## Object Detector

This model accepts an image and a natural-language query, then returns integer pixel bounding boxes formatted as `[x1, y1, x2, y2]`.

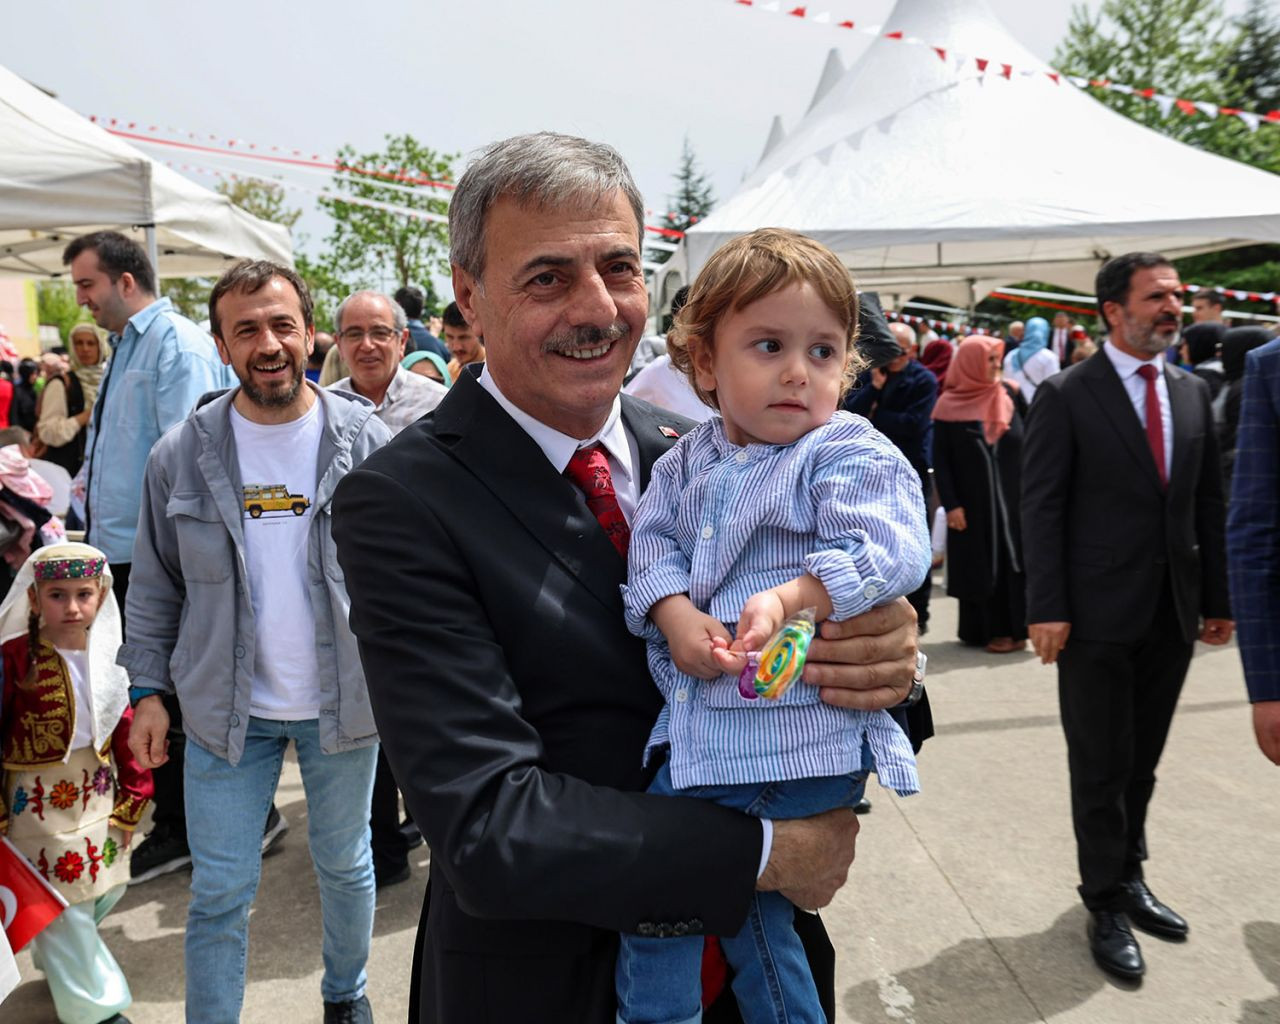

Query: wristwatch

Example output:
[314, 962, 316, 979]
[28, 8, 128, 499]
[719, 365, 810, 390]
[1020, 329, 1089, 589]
[895, 651, 927, 708]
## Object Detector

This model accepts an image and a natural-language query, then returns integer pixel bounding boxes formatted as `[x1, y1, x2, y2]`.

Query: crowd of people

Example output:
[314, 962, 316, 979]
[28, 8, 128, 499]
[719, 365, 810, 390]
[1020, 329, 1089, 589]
[0, 131, 1277, 1024]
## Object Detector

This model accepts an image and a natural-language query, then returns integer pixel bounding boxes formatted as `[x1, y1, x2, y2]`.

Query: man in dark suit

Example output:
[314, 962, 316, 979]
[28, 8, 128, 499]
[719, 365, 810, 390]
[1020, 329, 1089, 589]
[332, 133, 923, 1023]
[1022, 252, 1233, 982]
[1227, 335, 1280, 765]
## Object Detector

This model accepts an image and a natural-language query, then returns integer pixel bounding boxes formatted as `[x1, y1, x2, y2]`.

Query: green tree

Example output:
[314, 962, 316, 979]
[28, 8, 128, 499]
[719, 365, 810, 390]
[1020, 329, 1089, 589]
[1040, 0, 1280, 316]
[1054, 0, 1280, 173]
[315, 134, 455, 308]
[1229, 0, 1280, 112]
[36, 282, 91, 346]
[650, 138, 715, 266]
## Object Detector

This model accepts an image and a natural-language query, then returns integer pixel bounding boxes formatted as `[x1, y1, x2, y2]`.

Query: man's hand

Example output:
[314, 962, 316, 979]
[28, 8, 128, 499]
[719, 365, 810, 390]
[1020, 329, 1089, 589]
[651, 595, 732, 680]
[1199, 618, 1234, 645]
[946, 507, 967, 531]
[757, 808, 859, 910]
[805, 598, 917, 710]
[870, 368, 887, 391]
[1029, 621, 1071, 664]
[129, 695, 171, 769]
[1253, 701, 1280, 765]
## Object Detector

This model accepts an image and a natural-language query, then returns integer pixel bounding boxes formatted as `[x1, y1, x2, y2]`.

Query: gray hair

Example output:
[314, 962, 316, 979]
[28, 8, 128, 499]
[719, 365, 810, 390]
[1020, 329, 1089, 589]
[449, 132, 646, 280]
[334, 291, 407, 334]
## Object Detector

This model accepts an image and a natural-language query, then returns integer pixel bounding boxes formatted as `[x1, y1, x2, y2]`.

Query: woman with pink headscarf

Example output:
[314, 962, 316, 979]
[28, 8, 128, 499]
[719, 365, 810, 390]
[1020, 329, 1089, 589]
[931, 336, 1029, 652]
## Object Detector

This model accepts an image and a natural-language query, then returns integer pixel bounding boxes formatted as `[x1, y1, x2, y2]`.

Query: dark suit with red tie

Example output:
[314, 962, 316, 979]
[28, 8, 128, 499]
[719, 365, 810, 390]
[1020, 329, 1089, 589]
[332, 368, 834, 1023]
[1021, 348, 1229, 910]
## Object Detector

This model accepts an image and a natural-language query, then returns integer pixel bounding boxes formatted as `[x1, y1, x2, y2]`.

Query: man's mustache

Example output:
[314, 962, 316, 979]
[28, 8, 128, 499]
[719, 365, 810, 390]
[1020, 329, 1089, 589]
[542, 321, 631, 354]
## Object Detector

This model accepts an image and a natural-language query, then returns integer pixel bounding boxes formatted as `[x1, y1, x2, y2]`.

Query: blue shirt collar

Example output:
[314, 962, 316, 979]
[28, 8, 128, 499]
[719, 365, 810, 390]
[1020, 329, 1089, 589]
[117, 296, 173, 341]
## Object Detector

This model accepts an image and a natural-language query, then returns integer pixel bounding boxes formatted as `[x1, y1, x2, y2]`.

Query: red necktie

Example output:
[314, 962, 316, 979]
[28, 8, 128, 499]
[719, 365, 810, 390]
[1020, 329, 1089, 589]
[564, 444, 630, 558]
[1137, 364, 1167, 488]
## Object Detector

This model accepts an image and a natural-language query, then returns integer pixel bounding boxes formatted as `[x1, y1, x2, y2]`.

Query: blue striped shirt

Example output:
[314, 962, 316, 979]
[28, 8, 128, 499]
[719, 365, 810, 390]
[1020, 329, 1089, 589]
[623, 411, 931, 791]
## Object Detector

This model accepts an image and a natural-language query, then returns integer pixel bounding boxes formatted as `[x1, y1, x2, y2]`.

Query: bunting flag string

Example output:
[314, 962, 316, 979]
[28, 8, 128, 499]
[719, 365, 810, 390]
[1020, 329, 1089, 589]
[1183, 282, 1280, 305]
[726, 0, 1280, 132]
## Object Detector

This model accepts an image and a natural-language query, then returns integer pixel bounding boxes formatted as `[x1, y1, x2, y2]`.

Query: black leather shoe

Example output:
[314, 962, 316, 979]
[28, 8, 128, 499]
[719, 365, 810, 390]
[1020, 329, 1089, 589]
[1088, 911, 1145, 980]
[1120, 879, 1189, 940]
[853, 797, 872, 815]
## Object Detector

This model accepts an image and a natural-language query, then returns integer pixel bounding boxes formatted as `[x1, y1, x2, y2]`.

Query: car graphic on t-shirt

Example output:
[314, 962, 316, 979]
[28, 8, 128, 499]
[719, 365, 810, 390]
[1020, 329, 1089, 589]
[242, 483, 311, 519]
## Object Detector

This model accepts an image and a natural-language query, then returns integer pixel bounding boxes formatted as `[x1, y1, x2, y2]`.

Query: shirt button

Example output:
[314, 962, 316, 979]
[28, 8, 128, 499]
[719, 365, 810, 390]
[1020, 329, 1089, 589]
[229, 713, 240, 727]
[735, 451, 748, 464]
[701, 525, 714, 539]
[863, 584, 880, 601]
[234, 645, 246, 659]
[675, 689, 688, 703]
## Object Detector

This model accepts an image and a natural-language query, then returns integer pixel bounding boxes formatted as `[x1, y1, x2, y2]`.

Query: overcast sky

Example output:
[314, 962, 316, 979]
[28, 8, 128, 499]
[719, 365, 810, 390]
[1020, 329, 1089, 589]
[2, 0, 1257, 285]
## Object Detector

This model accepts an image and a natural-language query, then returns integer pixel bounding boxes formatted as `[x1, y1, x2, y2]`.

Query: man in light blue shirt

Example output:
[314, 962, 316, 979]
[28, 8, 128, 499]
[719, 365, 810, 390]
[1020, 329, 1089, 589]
[64, 230, 242, 887]
[64, 232, 235, 583]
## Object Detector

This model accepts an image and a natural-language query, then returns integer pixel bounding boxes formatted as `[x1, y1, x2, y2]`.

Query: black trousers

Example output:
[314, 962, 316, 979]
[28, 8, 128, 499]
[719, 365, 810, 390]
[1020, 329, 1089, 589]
[1057, 582, 1193, 911]
[114, 561, 187, 835]
[370, 748, 409, 874]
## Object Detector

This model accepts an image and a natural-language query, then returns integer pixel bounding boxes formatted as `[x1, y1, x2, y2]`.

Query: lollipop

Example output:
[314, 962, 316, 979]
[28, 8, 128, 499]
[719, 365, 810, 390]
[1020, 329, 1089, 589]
[736, 607, 818, 701]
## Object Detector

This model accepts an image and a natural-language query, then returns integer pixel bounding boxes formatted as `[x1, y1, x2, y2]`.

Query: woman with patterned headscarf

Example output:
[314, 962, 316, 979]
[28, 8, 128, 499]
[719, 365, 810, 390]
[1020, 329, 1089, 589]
[933, 336, 1029, 652]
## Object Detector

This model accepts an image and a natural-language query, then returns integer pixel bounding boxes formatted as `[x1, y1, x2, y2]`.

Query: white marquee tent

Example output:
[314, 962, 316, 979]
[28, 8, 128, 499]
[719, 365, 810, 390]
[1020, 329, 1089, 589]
[657, 0, 1280, 310]
[0, 63, 292, 279]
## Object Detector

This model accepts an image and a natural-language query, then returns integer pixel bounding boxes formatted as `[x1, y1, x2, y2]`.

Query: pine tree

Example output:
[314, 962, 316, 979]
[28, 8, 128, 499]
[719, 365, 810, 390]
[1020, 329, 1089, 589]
[650, 138, 715, 265]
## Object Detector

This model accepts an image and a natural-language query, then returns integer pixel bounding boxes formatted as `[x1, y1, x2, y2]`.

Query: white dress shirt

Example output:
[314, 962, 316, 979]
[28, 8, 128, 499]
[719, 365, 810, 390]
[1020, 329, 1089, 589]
[1103, 341, 1173, 478]
[476, 366, 773, 874]
[1052, 327, 1070, 363]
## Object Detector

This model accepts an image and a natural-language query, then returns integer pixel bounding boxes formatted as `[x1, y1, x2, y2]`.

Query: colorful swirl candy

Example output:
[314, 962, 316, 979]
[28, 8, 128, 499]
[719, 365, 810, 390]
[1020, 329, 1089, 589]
[736, 608, 818, 701]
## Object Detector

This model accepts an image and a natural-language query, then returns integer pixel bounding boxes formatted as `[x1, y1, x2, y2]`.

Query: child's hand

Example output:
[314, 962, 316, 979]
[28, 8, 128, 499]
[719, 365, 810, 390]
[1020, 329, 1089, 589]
[668, 610, 733, 680]
[651, 595, 733, 680]
[714, 590, 787, 675]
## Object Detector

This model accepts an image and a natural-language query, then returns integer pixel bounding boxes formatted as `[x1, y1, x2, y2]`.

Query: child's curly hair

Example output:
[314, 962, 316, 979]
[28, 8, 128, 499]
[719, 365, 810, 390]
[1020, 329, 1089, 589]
[667, 228, 865, 410]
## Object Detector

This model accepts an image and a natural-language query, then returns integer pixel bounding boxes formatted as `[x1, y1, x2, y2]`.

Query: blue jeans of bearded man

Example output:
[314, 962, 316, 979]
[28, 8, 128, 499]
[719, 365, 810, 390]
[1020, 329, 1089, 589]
[615, 745, 871, 1024]
[182, 717, 377, 1023]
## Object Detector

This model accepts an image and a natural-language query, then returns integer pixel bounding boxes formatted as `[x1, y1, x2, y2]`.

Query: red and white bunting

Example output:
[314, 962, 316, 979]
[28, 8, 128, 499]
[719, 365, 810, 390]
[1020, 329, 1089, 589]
[726, 0, 1280, 131]
[1184, 283, 1280, 305]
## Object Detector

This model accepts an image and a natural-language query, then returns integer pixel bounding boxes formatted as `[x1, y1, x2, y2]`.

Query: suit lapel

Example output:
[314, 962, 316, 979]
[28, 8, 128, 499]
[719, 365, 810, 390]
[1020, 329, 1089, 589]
[620, 395, 688, 493]
[433, 372, 623, 612]
[1079, 350, 1164, 493]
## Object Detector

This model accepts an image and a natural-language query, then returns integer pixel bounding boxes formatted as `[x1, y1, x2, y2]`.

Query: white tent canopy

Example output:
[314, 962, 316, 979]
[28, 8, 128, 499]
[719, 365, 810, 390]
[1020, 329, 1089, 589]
[659, 0, 1280, 309]
[0, 63, 292, 279]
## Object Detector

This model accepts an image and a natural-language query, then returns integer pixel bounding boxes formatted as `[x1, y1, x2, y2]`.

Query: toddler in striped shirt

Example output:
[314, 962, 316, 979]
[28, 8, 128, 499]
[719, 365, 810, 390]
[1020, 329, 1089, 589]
[617, 228, 932, 1024]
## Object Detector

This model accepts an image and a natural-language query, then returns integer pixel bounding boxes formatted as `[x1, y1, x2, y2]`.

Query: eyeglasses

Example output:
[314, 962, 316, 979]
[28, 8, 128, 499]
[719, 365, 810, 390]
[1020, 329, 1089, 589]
[338, 326, 399, 345]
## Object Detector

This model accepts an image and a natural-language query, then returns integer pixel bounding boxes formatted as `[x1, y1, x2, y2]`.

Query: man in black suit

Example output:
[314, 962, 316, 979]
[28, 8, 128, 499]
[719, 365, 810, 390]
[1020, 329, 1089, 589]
[1022, 252, 1233, 982]
[332, 133, 923, 1023]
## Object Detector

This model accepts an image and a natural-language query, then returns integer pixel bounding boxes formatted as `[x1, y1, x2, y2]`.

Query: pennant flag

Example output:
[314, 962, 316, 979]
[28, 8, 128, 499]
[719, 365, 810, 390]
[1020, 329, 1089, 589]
[884, 30, 903, 39]
[933, 46, 947, 61]
[1175, 99, 1197, 116]
[1000, 64, 1012, 79]
[1267, 111, 1280, 123]
[1239, 111, 1260, 131]
[1195, 101, 1220, 118]
[788, 6, 806, 17]
[976, 58, 989, 72]
[1047, 72, 1061, 85]
[1154, 94, 1176, 117]
[0, 837, 68, 951]
[1138, 88, 1156, 99]
[837, 20, 854, 28]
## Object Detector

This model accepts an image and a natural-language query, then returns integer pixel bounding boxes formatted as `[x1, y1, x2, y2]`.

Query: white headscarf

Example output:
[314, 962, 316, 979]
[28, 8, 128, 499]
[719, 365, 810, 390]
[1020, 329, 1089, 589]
[0, 542, 128, 754]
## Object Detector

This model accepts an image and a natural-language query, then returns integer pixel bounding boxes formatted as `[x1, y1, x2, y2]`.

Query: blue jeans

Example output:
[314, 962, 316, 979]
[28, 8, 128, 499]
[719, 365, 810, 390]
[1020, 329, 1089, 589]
[183, 717, 377, 1023]
[616, 755, 869, 1024]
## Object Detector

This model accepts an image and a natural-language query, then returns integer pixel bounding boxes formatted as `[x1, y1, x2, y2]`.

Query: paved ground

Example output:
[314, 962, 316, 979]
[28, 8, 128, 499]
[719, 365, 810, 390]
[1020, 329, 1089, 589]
[6, 584, 1277, 1023]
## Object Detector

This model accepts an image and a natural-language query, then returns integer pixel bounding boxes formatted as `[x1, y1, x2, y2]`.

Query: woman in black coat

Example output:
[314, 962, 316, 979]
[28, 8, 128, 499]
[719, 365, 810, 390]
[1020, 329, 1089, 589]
[932, 336, 1028, 652]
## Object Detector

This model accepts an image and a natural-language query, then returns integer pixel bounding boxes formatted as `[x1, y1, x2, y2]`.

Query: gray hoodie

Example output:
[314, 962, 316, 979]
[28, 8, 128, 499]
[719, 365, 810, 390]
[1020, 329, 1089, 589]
[117, 383, 392, 765]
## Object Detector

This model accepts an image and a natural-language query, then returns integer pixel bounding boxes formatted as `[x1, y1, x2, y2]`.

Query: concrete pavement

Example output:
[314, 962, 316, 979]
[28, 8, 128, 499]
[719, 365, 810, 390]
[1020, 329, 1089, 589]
[6, 586, 1277, 1022]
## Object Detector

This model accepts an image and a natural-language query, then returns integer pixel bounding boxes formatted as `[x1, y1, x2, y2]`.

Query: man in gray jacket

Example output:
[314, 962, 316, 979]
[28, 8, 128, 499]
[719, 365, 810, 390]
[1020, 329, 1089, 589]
[122, 261, 391, 1024]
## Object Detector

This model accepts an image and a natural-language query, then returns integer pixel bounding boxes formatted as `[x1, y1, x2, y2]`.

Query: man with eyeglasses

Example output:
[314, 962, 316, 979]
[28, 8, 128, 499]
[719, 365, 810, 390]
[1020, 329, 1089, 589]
[329, 291, 447, 434]
[327, 290, 446, 890]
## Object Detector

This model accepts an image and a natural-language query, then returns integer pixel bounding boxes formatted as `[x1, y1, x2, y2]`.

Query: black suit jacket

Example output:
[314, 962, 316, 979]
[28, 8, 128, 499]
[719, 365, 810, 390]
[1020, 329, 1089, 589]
[1021, 349, 1229, 644]
[333, 371, 830, 1023]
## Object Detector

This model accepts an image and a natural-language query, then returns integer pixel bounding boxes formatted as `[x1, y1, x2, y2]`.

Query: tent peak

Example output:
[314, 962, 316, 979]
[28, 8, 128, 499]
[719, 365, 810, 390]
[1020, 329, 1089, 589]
[805, 49, 845, 114]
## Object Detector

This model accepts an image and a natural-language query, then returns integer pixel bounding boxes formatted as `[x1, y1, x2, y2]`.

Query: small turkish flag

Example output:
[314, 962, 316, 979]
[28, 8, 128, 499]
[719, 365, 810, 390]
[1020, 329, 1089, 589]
[0, 836, 68, 951]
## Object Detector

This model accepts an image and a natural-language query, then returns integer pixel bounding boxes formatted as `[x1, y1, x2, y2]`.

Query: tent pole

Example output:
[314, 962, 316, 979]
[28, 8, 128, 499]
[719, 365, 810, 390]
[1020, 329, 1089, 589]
[967, 278, 977, 320]
[144, 224, 158, 278]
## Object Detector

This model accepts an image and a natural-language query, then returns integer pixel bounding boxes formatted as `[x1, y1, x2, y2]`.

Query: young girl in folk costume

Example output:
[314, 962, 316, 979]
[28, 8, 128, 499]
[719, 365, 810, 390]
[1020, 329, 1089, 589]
[0, 543, 151, 1024]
